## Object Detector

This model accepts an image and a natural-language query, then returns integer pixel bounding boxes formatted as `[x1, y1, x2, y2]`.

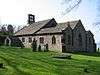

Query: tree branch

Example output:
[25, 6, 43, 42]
[61, 0, 82, 15]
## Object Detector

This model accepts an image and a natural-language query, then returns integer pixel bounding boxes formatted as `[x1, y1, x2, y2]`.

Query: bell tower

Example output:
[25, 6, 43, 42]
[28, 14, 35, 24]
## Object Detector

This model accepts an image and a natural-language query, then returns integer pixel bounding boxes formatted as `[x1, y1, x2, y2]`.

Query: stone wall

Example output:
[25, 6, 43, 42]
[86, 32, 96, 52]
[72, 21, 86, 52]
[17, 21, 96, 53]
[19, 36, 32, 48]
[63, 21, 87, 52]
[18, 34, 62, 52]
[63, 26, 73, 52]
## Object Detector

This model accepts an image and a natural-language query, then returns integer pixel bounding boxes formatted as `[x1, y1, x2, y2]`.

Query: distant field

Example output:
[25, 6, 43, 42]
[0, 46, 100, 75]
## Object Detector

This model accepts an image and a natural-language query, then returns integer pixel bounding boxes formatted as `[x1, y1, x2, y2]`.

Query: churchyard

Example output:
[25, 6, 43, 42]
[0, 46, 100, 75]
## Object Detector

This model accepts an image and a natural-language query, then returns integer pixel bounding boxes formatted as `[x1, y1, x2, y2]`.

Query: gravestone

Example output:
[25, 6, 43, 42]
[53, 53, 72, 59]
[0, 63, 4, 68]
[44, 44, 49, 52]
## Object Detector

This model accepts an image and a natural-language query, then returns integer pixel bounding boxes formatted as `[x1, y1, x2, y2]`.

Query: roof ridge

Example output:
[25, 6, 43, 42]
[30, 18, 52, 24]
[15, 18, 53, 36]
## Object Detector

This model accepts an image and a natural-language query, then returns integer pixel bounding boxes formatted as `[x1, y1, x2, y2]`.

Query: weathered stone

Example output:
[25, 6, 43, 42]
[13, 17, 96, 53]
[53, 53, 72, 59]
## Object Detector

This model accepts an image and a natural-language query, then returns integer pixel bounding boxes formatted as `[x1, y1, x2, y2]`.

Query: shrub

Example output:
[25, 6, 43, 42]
[38, 45, 42, 52]
[0, 63, 4, 68]
[84, 68, 89, 73]
[44, 44, 49, 52]
[32, 39, 37, 52]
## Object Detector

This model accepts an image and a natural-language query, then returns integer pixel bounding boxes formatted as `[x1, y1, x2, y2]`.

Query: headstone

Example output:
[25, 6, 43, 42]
[44, 44, 49, 52]
[0, 63, 4, 68]
[98, 48, 99, 52]
[43, 45, 46, 52]
[46, 44, 49, 52]
[53, 53, 72, 59]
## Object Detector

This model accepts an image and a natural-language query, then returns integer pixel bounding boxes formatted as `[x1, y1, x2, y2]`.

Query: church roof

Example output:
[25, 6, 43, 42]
[36, 20, 79, 34]
[15, 19, 51, 35]
[15, 18, 79, 36]
[86, 30, 94, 36]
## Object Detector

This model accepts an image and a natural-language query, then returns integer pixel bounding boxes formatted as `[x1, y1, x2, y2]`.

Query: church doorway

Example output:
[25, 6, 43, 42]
[62, 45, 66, 53]
[61, 35, 66, 52]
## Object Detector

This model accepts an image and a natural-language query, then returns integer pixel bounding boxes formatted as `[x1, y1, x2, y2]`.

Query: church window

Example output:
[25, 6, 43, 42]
[29, 16, 34, 21]
[39, 37, 44, 44]
[29, 37, 32, 43]
[67, 35, 71, 45]
[52, 36, 56, 44]
[89, 37, 91, 44]
[78, 34, 82, 46]
[22, 37, 25, 42]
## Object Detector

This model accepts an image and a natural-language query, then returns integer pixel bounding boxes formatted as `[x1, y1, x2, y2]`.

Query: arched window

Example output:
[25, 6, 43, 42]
[52, 36, 56, 44]
[78, 34, 82, 46]
[39, 37, 44, 44]
[89, 37, 91, 44]
[67, 35, 71, 45]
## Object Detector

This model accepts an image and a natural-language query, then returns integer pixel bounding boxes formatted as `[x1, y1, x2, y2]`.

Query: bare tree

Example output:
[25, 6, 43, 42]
[0, 25, 7, 35]
[93, 0, 100, 31]
[1, 25, 6, 33]
[61, 0, 82, 15]
[17, 26, 22, 31]
[15, 25, 27, 33]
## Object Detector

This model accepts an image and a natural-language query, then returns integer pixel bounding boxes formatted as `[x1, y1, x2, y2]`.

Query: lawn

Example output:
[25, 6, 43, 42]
[0, 46, 100, 75]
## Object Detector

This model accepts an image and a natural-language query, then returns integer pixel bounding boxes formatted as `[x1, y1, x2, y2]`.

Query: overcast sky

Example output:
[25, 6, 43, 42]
[0, 0, 100, 46]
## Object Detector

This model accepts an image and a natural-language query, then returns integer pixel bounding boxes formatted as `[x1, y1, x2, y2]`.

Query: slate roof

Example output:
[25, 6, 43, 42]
[15, 18, 79, 36]
[36, 20, 79, 34]
[15, 19, 51, 35]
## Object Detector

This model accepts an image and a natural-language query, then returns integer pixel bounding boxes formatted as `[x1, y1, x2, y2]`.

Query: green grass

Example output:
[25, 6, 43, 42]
[0, 46, 100, 75]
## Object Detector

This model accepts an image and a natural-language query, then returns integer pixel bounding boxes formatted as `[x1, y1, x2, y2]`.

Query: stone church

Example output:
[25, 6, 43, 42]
[14, 14, 96, 52]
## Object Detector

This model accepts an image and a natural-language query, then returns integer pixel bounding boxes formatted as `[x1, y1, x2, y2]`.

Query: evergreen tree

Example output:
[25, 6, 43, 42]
[32, 38, 37, 52]
[38, 45, 42, 52]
